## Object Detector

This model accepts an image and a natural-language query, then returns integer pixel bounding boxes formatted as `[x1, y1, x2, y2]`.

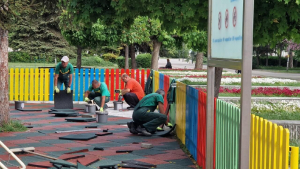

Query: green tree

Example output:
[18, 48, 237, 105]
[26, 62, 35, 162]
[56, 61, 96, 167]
[0, 0, 59, 123]
[183, 31, 207, 69]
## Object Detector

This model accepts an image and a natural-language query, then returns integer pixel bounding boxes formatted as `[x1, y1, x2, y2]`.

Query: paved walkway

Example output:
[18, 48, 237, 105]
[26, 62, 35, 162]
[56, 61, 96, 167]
[1, 103, 197, 169]
[158, 58, 300, 81]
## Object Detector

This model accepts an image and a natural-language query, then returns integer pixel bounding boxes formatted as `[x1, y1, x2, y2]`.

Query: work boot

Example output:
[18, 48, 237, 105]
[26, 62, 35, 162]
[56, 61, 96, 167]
[127, 122, 138, 134]
[136, 126, 152, 136]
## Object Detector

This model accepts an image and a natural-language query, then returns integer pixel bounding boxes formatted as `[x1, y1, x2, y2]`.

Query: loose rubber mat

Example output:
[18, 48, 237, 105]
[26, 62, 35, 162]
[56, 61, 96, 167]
[59, 133, 97, 141]
[17, 108, 42, 111]
[50, 109, 77, 112]
[49, 111, 79, 117]
[54, 90, 73, 109]
[65, 118, 96, 122]
[153, 124, 176, 136]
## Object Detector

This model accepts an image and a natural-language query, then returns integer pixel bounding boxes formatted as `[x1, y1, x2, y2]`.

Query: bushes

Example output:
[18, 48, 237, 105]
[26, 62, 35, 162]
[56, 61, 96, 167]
[136, 53, 152, 68]
[254, 56, 300, 67]
[69, 56, 116, 67]
[116, 57, 132, 68]
[102, 53, 118, 63]
[117, 53, 152, 68]
[8, 52, 56, 63]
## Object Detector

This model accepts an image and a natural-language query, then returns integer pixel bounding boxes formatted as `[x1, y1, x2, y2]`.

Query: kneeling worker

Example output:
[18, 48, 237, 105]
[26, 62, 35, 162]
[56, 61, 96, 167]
[120, 73, 144, 109]
[131, 89, 168, 136]
[84, 80, 110, 112]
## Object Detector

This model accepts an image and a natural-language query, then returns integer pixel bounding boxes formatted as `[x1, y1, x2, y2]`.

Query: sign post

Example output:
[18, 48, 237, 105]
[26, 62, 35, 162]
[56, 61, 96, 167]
[206, 0, 254, 168]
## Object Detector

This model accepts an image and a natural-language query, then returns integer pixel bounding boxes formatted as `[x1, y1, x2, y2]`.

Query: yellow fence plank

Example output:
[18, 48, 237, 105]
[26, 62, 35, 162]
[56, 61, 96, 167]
[271, 124, 278, 169]
[34, 68, 39, 101]
[44, 69, 49, 101]
[254, 116, 259, 169]
[14, 68, 19, 100]
[290, 146, 299, 169]
[175, 82, 186, 144]
[282, 129, 289, 169]
[257, 118, 263, 169]
[9, 68, 14, 101]
[40, 68, 44, 101]
[266, 121, 272, 169]
[20, 68, 24, 101]
[24, 69, 29, 101]
[276, 126, 283, 168]
[30, 68, 34, 100]
[154, 71, 159, 92]
[262, 119, 267, 169]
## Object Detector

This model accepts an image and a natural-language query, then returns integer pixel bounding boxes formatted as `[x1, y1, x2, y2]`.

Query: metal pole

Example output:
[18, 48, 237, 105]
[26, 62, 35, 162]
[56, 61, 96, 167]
[206, 0, 215, 167]
[239, 0, 254, 168]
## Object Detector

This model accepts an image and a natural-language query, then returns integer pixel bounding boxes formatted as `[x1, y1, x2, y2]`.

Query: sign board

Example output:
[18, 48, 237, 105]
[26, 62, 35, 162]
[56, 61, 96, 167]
[211, 0, 244, 60]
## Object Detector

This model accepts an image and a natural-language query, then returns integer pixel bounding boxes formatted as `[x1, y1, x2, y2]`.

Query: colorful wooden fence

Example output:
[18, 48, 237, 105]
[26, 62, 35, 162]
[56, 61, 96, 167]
[152, 70, 299, 169]
[9, 68, 150, 101]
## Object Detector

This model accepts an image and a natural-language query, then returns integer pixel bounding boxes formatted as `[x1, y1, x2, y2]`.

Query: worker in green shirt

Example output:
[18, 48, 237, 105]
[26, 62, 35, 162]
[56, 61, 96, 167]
[128, 89, 170, 136]
[54, 56, 74, 93]
[84, 80, 110, 112]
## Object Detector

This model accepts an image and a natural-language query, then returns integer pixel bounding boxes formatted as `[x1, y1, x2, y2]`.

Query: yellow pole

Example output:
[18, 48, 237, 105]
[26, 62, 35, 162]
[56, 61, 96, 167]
[34, 68, 39, 101]
[30, 68, 34, 101]
[44, 69, 49, 101]
[290, 146, 299, 169]
[40, 68, 44, 101]
[15, 68, 19, 101]
[9, 68, 14, 101]
[20, 68, 24, 101]
[24, 69, 29, 101]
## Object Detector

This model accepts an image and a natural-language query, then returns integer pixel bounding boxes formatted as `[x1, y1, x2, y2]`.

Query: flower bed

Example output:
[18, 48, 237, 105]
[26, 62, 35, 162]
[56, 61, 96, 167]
[198, 87, 300, 97]
[227, 100, 300, 120]
[178, 77, 300, 86]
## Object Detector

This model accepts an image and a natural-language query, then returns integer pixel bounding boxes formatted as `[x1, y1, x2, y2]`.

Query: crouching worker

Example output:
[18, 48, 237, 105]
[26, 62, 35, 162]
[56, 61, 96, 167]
[84, 80, 110, 112]
[128, 89, 167, 136]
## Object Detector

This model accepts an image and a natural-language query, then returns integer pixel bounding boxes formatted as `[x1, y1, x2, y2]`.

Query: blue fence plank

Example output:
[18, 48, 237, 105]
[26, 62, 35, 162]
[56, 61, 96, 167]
[191, 87, 198, 159]
[71, 71, 74, 90]
[85, 69, 89, 92]
[80, 69, 84, 101]
[75, 69, 79, 101]
[100, 69, 104, 82]
[159, 73, 164, 89]
[95, 69, 99, 81]
[49, 68, 54, 101]
[90, 68, 94, 83]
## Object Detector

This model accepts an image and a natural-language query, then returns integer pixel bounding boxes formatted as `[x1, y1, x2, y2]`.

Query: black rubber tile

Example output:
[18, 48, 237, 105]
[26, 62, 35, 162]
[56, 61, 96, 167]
[167, 158, 195, 166]
[65, 118, 96, 122]
[59, 133, 97, 141]
[54, 90, 73, 109]
[49, 111, 79, 117]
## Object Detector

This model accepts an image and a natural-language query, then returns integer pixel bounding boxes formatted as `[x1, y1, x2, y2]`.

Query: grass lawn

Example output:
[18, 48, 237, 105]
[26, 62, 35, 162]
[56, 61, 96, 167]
[8, 62, 118, 69]
[253, 112, 300, 120]
[256, 66, 300, 73]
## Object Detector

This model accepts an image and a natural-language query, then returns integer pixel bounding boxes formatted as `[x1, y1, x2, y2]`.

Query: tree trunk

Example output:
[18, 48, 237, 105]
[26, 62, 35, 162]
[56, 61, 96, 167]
[214, 67, 223, 98]
[289, 50, 294, 68]
[266, 45, 269, 66]
[125, 45, 129, 70]
[0, 28, 10, 124]
[130, 44, 137, 69]
[256, 47, 260, 66]
[151, 38, 162, 70]
[194, 52, 204, 69]
[278, 45, 282, 66]
[76, 46, 82, 69]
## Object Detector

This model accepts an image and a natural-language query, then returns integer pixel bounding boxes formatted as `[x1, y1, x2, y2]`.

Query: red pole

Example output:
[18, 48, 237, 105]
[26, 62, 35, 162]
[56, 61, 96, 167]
[141, 69, 145, 90]
[110, 69, 114, 101]
[115, 69, 119, 101]
[121, 69, 125, 89]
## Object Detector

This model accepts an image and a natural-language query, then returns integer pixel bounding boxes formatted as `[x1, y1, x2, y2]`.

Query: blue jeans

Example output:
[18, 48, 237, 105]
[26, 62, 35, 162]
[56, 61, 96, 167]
[57, 78, 69, 90]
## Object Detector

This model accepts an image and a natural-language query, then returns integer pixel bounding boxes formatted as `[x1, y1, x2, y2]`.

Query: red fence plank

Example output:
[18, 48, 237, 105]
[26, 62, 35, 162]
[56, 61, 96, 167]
[121, 69, 125, 89]
[136, 69, 140, 83]
[131, 69, 135, 79]
[105, 69, 109, 92]
[110, 69, 114, 101]
[163, 75, 169, 110]
[141, 69, 145, 90]
[115, 69, 119, 101]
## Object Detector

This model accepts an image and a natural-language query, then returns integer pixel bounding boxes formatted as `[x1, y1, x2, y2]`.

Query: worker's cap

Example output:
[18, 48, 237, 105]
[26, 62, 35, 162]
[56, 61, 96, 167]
[61, 56, 69, 62]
